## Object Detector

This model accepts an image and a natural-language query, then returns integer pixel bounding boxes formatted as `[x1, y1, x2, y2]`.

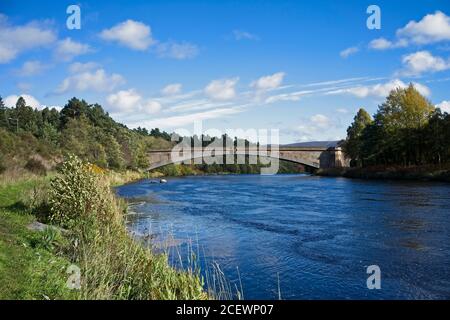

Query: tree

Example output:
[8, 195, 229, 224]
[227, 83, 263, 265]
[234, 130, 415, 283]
[131, 139, 149, 169]
[372, 84, 434, 165]
[102, 134, 125, 169]
[425, 109, 450, 165]
[13, 96, 39, 134]
[0, 96, 8, 128]
[60, 97, 90, 128]
[346, 84, 439, 167]
[150, 128, 172, 141]
[41, 107, 61, 129]
[41, 122, 60, 147]
[16, 96, 26, 109]
[342, 108, 372, 166]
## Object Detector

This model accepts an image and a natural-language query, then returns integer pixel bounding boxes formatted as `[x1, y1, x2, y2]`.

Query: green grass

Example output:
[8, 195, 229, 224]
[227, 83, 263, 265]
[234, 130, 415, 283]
[0, 163, 208, 300]
[0, 177, 75, 300]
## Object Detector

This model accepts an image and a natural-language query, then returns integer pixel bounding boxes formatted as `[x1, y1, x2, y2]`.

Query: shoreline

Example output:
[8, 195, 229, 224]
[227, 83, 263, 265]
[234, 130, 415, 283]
[0, 166, 208, 300]
[316, 166, 450, 183]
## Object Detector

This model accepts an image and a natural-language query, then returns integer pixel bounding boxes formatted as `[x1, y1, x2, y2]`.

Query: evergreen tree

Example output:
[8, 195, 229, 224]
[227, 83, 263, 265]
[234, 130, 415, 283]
[0, 95, 8, 128]
[342, 108, 372, 166]
[16, 96, 26, 109]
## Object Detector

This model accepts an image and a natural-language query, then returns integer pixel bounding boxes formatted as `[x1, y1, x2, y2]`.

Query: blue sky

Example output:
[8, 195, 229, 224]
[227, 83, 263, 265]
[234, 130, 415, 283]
[1, 0, 450, 143]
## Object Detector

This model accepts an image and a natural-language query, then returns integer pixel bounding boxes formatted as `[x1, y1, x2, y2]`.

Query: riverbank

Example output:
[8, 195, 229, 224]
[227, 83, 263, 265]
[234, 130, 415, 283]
[0, 160, 207, 300]
[316, 165, 450, 182]
[150, 161, 307, 178]
[0, 175, 77, 299]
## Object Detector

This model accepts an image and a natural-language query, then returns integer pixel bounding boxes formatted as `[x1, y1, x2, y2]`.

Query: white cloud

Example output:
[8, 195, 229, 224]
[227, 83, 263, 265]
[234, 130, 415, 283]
[166, 100, 233, 113]
[55, 69, 125, 94]
[155, 90, 202, 104]
[369, 12, 450, 50]
[68, 61, 99, 73]
[326, 79, 430, 98]
[409, 82, 431, 97]
[156, 41, 199, 59]
[294, 114, 336, 141]
[161, 83, 182, 95]
[310, 114, 330, 128]
[16, 60, 48, 76]
[107, 89, 142, 113]
[233, 30, 259, 41]
[340, 46, 359, 58]
[205, 78, 239, 100]
[100, 20, 154, 50]
[397, 11, 450, 45]
[336, 108, 349, 114]
[301, 77, 380, 87]
[0, 14, 56, 63]
[131, 105, 245, 129]
[401, 51, 450, 76]
[369, 38, 392, 50]
[107, 89, 162, 114]
[142, 100, 162, 114]
[369, 37, 408, 50]
[265, 90, 313, 104]
[251, 72, 285, 91]
[4, 94, 41, 109]
[54, 38, 91, 62]
[436, 100, 450, 113]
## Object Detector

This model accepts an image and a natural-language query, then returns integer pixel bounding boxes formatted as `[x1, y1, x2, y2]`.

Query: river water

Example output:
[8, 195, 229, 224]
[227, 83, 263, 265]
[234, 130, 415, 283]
[116, 174, 450, 299]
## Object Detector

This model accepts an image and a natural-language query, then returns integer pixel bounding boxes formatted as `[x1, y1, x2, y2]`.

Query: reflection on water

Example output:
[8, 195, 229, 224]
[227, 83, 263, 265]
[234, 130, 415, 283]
[116, 175, 450, 299]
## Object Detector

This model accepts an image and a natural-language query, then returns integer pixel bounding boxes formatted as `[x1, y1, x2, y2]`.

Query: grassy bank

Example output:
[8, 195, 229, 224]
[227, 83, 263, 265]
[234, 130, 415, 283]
[0, 158, 207, 300]
[316, 165, 450, 182]
[0, 176, 76, 299]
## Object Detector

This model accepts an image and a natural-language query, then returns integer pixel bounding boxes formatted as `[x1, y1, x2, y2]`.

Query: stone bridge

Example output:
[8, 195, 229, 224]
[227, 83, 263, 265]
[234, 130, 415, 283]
[147, 146, 348, 171]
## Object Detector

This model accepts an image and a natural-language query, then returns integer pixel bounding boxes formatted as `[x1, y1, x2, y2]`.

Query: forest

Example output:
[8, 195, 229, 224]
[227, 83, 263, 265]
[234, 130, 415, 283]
[343, 84, 450, 169]
[0, 96, 175, 174]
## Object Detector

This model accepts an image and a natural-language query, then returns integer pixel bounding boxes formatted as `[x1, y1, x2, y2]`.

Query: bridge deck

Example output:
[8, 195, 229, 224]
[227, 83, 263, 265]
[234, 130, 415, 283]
[148, 147, 338, 153]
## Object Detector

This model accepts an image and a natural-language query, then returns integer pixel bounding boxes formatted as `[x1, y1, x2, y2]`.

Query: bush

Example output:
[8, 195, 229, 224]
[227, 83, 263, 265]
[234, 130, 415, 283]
[24, 158, 47, 176]
[29, 227, 64, 251]
[48, 155, 207, 300]
[49, 155, 107, 228]
[0, 154, 5, 174]
[157, 164, 182, 176]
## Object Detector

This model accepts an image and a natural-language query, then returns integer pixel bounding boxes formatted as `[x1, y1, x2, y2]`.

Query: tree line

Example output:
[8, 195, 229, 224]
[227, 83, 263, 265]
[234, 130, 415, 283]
[0, 95, 304, 175]
[0, 96, 173, 172]
[343, 84, 450, 168]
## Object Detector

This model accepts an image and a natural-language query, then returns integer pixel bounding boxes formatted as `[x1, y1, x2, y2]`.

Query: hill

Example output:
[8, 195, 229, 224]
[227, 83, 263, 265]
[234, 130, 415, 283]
[0, 96, 173, 174]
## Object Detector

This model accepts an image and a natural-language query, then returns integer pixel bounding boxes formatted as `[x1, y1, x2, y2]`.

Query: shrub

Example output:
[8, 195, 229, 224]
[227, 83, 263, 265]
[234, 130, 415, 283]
[157, 164, 182, 176]
[48, 155, 207, 300]
[0, 154, 5, 174]
[24, 158, 47, 176]
[29, 227, 64, 251]
[49, 155, 108, 228]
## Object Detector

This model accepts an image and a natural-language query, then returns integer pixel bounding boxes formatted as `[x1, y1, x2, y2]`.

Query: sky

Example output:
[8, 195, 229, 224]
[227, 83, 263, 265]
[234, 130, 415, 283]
[1, 0, 450, 144]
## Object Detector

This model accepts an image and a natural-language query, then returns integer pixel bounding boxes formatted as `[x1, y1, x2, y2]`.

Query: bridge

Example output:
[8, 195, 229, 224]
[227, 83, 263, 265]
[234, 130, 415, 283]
[147, 145, 349, 171]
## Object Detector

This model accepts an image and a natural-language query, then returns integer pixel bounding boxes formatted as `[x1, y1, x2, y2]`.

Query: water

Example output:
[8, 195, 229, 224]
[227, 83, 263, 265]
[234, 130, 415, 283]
[116, 174, 450, 299]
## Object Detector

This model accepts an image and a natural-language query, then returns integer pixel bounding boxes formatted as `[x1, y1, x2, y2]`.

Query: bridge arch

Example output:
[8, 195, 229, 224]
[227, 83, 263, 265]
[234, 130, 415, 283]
[146, 147, 347, 171]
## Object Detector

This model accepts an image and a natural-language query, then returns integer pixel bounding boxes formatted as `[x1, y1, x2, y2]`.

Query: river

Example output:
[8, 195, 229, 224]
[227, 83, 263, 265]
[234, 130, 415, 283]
[115, 174, 450, 299]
